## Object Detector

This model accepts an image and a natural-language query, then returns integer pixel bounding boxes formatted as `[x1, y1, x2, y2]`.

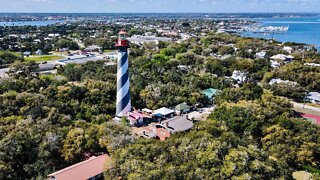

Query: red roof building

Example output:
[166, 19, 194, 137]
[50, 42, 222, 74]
[47, 154, 111, 180]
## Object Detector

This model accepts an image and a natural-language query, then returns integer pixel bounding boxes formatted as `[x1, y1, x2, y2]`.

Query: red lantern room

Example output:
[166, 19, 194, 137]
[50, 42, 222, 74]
[116, 29, 129, 47]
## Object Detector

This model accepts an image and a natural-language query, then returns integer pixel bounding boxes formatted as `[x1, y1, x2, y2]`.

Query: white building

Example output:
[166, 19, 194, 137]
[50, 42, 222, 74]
[35, 49, 43, 55]
[270, 60, 281, 68]
[307, 92, 320, 104]
[127, 35, 172, 45]
[270, 54, 294, 62]
[48, 33, 60, 38]
[269, 78, 297, 86]
[255, 51, 266, 59]
[231, 70, 247, 84]
[153, 107, 175, 117]
[283, 46, 293, 53]
[304, 63, 320, 67]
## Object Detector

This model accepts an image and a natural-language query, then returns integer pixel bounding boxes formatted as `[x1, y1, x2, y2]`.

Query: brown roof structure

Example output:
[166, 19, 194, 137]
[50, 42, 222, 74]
[47, 154, 111, 180]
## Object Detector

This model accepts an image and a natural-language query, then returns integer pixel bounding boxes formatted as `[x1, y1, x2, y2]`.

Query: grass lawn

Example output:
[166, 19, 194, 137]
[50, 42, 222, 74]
[294, 107, 320, 116]
[307, 103, 320, 108]
[25, 55, 65, 62]
[104, 49, 117, 53]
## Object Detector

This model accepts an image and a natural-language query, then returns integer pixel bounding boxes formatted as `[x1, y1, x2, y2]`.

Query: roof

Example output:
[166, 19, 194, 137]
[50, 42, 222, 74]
[308, 92, 320, 101]
[23, 51, 31, 55]
[142, 108, 153, 113]
[304, 63, 320, 67]
[175, 102, 190, 111]
[118, 30, 127, 35]
[269, 78, 297, 86]
[153, 107, 174, 116]
[162, 115, 194, 133]
[128, 112, 147, 120]
[38, 64, 55, 71]
[270, 54, 294, 60]
[48, 154, 111, 180]
[202, 88, 220, 100]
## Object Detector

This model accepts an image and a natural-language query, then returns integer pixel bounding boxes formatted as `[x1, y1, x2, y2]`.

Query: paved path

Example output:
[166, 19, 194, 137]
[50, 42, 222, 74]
[292, 101, 320, 112]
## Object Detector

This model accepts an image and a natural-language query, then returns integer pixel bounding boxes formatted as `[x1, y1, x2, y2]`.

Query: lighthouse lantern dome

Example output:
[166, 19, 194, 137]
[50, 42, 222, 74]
[116, 29, 128, 47]
[118, 30, 127, 39]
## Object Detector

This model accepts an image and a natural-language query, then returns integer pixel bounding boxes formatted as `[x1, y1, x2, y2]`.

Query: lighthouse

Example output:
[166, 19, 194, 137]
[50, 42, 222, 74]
[116, 29, 131, 117]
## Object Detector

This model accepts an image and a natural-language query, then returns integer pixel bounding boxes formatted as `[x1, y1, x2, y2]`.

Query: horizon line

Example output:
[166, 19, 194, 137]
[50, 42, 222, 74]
[1, 12, 320, 14]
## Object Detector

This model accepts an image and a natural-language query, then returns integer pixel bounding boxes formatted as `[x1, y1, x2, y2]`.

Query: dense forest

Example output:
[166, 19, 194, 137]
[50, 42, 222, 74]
[0, 27, 320, 179]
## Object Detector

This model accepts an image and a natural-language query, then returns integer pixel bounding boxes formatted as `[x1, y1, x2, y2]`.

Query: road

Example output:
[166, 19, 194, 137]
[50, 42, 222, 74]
[0, 54, 110, 79]
[292, 101, 320, 113]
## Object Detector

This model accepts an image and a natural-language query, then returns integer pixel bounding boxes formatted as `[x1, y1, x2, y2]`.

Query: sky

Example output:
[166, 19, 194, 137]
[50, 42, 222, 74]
[0, 0, 320, 13]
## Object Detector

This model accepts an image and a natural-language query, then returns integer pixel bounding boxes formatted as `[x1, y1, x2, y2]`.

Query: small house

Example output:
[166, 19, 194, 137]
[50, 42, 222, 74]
[35, 49, 43, 55]
[270, 60, 281, 68]
[175, 102, 191, 115]
[202, 88, 220, 101]
[283, 46, 293, 54]
[307, 92, 320, 104]
[270, 54, 294, 63]
[269, 78, 297, 86]
[23, 51, 31, 57]
[255, 51, 266, 59]
[231, 70, 247, 84]
[142, 108, 153, 115]
[127, 112, 149, 127]
[153, 107, 175, 119]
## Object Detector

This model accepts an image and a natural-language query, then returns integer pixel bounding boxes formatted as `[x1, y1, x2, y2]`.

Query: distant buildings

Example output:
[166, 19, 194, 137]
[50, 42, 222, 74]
[270, 60, 281, 68]
[48, 33, 60, 38]
[23, 51, 31, 57]
[304, 63, 320, 67]
[269, 78, 297, 86]
[35, 49, 43, 55]
[255, 51, 266, 59]
[269, 54, 294, 68]
[270, 54, 294, 62]
[84, 45, 101, 52]
[283, 46, 293, 54]
[127, 35, 172, 45]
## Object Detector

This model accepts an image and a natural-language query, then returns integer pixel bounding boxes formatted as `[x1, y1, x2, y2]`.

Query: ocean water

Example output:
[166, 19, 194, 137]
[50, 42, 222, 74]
[0, 20, 63, 26]
[242, 16, 320, 49]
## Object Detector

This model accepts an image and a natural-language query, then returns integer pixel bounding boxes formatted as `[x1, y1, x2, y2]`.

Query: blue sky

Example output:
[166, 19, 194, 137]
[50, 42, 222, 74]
[0, 0, 320, 13]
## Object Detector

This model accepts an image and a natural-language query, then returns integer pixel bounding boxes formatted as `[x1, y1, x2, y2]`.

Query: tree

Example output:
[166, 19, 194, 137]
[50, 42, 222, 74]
[55, 39, 79, 50]
[0, 51, 24, 65]
[218, 46, 234, 55]
[8, 61, 39, 79]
